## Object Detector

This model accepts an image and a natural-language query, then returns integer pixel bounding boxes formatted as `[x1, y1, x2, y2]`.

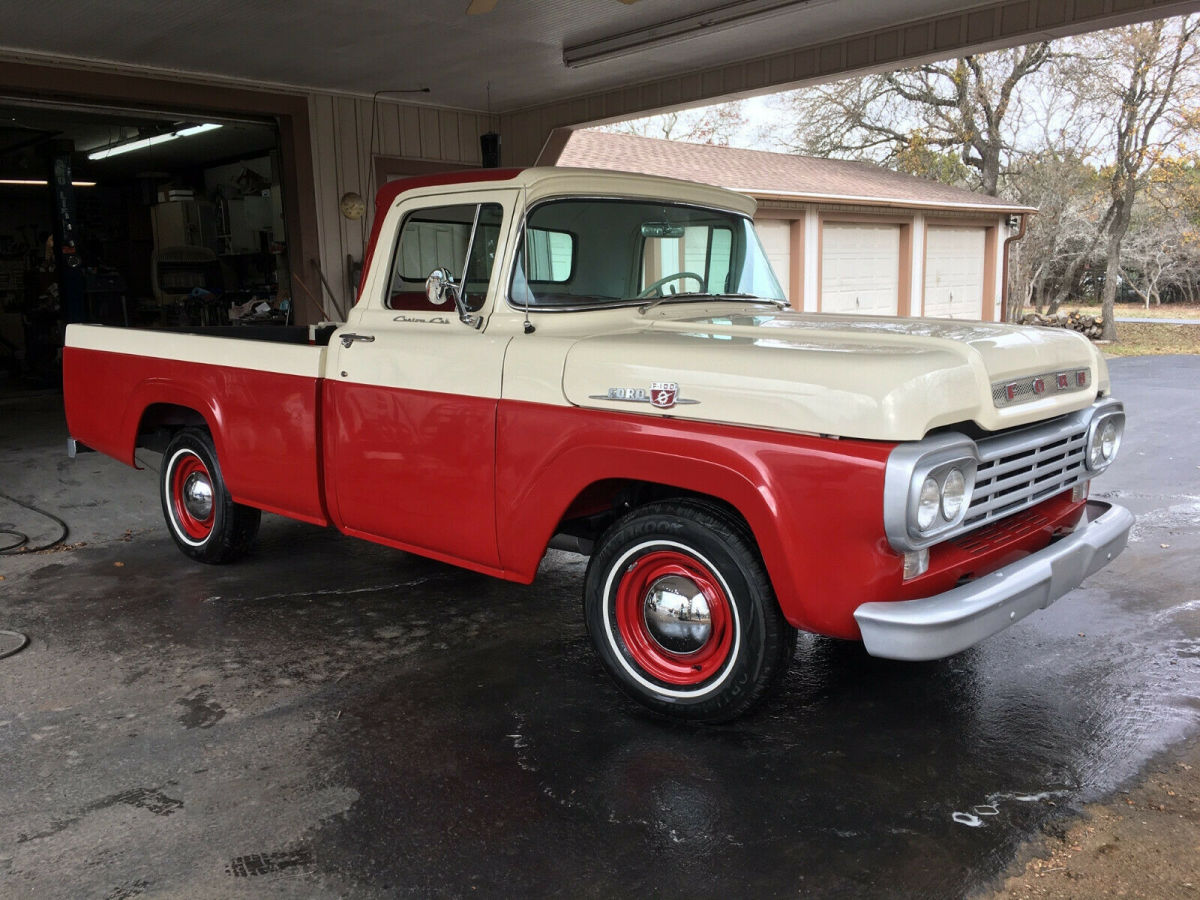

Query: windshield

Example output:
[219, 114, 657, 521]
[510, 198, 786, 309]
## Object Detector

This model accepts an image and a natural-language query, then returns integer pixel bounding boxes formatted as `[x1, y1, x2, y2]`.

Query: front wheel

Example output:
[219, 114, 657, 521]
[160, 428, 260, 564]
[584, 500, 795, 722]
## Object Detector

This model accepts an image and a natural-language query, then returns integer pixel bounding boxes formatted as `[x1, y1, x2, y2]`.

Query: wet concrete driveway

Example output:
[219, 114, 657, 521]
[1, 356, 1198, 898]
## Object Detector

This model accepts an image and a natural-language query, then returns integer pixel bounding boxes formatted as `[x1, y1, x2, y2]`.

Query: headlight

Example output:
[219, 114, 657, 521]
[917, 477, 940, 530]
[941, 467, 968, 520]
[1086, 410, 1124, 472]
[883, 434, 980, 552]
[911, 465, 975, 537]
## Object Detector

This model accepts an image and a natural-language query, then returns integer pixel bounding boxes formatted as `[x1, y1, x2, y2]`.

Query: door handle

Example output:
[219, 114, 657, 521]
[339, 333, 376, 348]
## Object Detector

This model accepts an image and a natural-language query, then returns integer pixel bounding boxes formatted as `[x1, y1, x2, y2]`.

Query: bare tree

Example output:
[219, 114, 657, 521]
[592, 102, 748, 146]
[1118, 156, 1200, 306]
[1007, 150, 1106, 317]
[769, 43, 1052, 195]
[1065, 17, 1200, 339]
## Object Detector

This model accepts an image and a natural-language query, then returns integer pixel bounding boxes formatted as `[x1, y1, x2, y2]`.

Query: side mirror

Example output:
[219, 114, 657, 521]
[425, 267, 482, 329]
[425, 268, 454, 306]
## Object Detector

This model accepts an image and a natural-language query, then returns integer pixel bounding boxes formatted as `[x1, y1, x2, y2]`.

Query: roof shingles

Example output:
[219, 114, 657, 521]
[553, 130, 1028, 213]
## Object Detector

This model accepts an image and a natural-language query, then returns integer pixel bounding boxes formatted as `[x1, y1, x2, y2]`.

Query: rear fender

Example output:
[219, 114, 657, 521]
[123, 381, 224, 470]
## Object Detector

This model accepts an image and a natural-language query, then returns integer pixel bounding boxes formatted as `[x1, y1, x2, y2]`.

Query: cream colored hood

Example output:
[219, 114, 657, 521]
[560, 309, 1110, 441]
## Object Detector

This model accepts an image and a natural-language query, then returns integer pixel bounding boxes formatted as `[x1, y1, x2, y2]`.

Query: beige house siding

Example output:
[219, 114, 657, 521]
[307, 94, 499, 319]
[755, 202, 1009, 319]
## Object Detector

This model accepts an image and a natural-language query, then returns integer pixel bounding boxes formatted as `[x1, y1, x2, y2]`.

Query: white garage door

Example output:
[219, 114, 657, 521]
[755, 219, 791, 301]
[923, 227, 986, 319]
[821, 223, 900, 315]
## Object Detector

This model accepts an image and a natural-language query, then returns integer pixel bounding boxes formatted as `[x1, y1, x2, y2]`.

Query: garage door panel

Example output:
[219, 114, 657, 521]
[821, 223, 899, 316]
[756, 219, 791, 302]
[924, 227, 985, 319]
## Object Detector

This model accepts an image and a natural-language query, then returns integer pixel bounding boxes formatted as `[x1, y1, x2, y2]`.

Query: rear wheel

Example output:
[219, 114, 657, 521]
[584, 499, 795, 722]
[160, 428, 260, 564]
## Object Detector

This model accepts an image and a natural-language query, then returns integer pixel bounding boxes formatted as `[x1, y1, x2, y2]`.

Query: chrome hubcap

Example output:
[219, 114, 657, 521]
[182, 472, 213, 521]
[642, 575, 712, 654]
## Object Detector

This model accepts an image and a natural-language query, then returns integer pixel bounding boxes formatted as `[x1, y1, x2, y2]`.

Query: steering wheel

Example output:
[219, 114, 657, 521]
[637, 271, 706, 299]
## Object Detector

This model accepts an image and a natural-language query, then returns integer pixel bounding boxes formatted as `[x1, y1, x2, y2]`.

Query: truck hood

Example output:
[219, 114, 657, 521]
[560, 308, 1109, 441]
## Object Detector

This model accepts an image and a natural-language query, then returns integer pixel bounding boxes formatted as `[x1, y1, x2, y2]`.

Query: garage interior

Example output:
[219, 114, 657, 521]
[0, 101, 290, 389]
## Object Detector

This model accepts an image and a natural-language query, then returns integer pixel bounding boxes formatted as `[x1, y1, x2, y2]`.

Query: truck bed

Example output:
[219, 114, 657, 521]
[63, 324, 331, 526]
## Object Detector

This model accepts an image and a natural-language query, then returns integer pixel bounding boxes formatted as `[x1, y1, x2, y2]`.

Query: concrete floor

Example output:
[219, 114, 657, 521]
[1, 357, 1198, 899]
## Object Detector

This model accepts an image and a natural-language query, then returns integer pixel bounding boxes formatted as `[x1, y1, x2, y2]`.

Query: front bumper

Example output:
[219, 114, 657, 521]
[854, 500, 1133, 661]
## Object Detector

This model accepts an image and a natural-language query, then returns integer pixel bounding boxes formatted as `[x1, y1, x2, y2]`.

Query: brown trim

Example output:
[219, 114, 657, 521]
[788, 218, 804, 307]
[747, 191, 1030, 216]
[752, 207, 801, 220]
[534, 126, 575, 167]
[1001, 213, 1028, 323]
[0, 59, 320, 324]
[982, 226, 998, 323]
[373, 156, 475, 193]
[923, 217, 1000, 321]
[816, 211, 912, 316]
[644, 233, 662, 285]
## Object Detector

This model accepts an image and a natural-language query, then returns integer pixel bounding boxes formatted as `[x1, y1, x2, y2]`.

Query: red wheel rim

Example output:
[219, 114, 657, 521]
[613, 550, 734, 686]
[171, 452, 214, 541]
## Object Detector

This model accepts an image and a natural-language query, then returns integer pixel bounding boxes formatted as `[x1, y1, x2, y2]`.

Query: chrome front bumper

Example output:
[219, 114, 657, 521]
[854, 500, 1134, 661]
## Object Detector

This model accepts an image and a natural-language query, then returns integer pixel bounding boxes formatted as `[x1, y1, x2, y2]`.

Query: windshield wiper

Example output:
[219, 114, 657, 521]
[702, 293, 789, 308]
[638, 293, 789, 315]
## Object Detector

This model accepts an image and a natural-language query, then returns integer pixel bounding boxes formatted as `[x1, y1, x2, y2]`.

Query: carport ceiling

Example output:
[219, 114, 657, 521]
[0, 0, 1196, 113]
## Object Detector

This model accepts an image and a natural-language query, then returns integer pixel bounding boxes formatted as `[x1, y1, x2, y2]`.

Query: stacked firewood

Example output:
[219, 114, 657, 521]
[1018, 311, 1106, 340]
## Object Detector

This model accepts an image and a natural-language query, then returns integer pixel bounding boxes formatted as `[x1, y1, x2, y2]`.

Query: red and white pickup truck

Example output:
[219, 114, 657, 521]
[64, 167, 1132, 721]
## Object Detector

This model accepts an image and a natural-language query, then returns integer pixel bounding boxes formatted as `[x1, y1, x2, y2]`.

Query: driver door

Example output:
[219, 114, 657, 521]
[326, 189, 516, 571]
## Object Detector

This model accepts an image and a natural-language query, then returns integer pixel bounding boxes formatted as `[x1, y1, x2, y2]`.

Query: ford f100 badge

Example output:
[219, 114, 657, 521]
[650, 382, 678, 409]
[590, 383, 698, 408]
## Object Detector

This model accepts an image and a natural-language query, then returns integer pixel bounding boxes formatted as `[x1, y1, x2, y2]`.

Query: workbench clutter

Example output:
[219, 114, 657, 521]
[228, 295, 290, 323]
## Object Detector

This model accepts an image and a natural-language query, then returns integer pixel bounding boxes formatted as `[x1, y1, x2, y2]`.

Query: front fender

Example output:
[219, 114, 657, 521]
[495, 400, 895, 634]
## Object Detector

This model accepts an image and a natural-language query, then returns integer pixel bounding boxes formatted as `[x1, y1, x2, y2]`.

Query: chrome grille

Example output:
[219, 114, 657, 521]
[964, 419, 1089, 528]
[883, 397, 1121, 553]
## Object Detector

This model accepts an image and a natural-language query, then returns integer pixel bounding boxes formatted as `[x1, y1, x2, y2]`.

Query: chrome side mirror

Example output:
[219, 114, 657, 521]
[425, 268, 455, 306]
[425, 267, 482, 330]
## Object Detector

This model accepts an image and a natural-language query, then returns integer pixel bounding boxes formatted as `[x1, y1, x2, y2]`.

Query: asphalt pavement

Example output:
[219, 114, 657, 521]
[0, 356, 1197, 898]
[1115, 316, 1200, 325]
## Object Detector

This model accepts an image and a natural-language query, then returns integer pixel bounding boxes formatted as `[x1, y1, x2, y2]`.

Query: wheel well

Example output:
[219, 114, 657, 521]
[136, 403, 210, 454]
[553, 479, 752, 549]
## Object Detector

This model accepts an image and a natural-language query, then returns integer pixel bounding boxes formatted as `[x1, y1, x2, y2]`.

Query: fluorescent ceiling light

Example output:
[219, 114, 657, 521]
[87, 123, 222, 161]
[0, 178, 96, 187]
[177, 123, 222, 137]
[563, 0, 830, 68]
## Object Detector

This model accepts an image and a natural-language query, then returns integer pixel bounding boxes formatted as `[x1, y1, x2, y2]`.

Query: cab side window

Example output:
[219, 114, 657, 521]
[388, 202, 503, 311]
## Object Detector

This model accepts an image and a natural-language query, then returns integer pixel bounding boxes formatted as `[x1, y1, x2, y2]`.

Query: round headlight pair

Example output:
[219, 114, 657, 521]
[916, 467, 970, 532]
[1087, 415, 1123, 470]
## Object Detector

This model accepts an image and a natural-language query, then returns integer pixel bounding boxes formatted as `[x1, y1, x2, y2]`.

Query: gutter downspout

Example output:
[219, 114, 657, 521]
[1001, 212, 1029, 323]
